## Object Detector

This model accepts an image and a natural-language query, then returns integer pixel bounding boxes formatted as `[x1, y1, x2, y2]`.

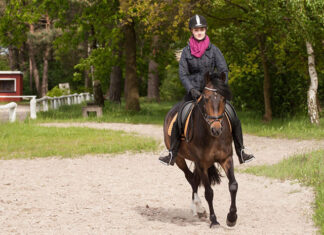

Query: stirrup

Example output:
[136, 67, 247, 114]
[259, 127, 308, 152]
[159, 151, 173, 166]
[240, 147, 255, 163]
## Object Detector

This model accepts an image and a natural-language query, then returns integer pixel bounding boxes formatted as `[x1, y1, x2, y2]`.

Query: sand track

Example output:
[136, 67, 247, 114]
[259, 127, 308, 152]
[0, 122, 322, 234]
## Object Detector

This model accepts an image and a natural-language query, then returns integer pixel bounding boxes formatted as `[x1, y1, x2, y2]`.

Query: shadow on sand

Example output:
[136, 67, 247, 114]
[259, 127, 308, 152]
[134, 205, 208, 226]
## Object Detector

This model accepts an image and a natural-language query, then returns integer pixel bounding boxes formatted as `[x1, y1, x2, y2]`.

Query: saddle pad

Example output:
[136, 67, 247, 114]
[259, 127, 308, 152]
[167, 108, 194, 140]
[168, 113, 178, 136]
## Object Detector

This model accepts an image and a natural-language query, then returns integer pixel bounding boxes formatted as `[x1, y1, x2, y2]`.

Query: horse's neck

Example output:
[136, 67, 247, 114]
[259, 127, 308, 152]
[193, 105, 210, 136]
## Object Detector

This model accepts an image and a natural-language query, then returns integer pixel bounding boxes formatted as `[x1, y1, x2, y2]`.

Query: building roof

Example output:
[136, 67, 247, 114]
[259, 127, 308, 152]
[0, 71, 23, 75]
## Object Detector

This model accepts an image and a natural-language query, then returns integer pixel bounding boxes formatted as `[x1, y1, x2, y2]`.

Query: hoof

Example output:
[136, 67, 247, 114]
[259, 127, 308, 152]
[226, 213, 237, 227]
[209, 214, 220, 228]
[210, 221, 220, 228]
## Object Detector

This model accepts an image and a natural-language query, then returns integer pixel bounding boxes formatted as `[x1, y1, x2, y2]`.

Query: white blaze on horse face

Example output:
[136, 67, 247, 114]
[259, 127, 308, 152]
[191, 193, 206, 217]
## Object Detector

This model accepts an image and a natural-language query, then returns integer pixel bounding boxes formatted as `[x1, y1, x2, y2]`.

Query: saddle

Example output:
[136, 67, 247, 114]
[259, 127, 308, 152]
[167, 100, 233, 142]
[168, 101, 195, 142]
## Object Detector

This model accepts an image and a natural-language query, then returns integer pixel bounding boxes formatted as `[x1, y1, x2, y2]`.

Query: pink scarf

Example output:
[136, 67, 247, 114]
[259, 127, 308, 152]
[189, 35, 210, 58]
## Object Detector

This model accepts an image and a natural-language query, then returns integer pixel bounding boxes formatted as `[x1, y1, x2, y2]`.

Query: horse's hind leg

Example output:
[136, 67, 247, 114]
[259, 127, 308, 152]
[176, 158, 206, 218]
[220, 157, 238, 227]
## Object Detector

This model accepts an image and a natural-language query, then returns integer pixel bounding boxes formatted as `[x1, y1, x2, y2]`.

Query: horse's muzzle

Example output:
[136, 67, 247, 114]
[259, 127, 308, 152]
[210, 126, 222, 137]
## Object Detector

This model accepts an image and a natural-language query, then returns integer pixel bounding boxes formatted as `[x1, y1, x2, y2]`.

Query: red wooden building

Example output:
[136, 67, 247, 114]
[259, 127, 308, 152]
[0, 71, 23, 102]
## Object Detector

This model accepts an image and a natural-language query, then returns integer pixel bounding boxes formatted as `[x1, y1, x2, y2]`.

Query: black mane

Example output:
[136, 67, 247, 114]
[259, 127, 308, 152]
[209, 73, 232, 101]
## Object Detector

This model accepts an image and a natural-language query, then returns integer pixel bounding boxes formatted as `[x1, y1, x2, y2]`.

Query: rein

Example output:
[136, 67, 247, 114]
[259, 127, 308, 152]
[195, 87, 225, 126]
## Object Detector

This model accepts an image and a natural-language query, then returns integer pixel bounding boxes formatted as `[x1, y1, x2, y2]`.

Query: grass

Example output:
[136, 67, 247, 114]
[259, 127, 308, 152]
[243, 150, 324, 234]
[36, 99, 175, 125]
[239, 111, 324, 140]
[35, 99, 324, 140]
[0, 122, 159, 159]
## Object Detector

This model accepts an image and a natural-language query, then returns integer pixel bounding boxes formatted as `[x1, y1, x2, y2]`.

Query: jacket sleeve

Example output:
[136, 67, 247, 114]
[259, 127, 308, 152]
[214, 46, 229, 84]
[179, 49, 194, 93]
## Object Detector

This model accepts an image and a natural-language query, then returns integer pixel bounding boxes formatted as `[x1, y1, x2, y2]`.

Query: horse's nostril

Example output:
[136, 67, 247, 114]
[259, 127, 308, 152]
[211, 126, 223, 136]
[211, 128, 219, 136]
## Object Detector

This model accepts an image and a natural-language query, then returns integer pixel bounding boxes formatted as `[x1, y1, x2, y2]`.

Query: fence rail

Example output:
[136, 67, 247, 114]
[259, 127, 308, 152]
[0, 93, 93, 120]
[0, 102, 17, 122]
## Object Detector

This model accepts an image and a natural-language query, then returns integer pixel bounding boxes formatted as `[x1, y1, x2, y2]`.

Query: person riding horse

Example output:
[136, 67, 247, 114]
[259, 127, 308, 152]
[159, 15, 255, 166]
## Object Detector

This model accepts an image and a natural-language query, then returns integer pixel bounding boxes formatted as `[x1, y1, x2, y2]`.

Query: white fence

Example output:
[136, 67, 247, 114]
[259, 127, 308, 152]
[0, 102, 17, 122]
[0, 93, 93, 120]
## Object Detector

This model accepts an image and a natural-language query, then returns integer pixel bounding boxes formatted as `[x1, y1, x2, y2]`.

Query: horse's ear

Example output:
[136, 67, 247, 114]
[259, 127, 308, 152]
[204, 72, 211, 85]
[220, 72, 227, 82]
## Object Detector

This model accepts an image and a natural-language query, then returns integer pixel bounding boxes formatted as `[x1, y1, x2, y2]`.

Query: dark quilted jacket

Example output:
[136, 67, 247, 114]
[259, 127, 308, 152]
[179, 43, 229, 93]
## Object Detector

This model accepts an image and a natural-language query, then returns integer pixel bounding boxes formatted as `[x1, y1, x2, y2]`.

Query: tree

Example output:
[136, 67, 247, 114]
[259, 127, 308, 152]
[198, 0, 299, 121]
[286, 0, 324, 124]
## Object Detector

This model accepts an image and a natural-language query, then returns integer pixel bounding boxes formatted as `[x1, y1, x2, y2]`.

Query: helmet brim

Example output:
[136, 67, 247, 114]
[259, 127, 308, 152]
[190, 25, 207, 29]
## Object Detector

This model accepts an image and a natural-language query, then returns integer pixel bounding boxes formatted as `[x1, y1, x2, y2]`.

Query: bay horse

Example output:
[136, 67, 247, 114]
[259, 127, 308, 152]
[163, 72, 238, 228]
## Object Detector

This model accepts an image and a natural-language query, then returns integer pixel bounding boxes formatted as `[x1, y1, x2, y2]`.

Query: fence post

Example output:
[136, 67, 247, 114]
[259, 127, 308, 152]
[43, 99, 48, 111]
[30, 97, 37, 119]
[8, 102, 17, 122]
[53, 97, 58, 109]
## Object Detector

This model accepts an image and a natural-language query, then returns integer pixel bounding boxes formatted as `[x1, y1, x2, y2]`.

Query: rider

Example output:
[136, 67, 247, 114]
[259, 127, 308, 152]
[159, 15, 255, 166]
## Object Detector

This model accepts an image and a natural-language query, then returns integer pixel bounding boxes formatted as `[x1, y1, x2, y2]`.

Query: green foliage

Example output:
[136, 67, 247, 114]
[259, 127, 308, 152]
[0, 122, 158, 159]
[244, 150, 324, 233]
[160, 65, 186, 101]
[0, 55, 9, 70]
[46, 85, 69, 97]
[74, 47, 113, 92]
[1, 0, 323, 119]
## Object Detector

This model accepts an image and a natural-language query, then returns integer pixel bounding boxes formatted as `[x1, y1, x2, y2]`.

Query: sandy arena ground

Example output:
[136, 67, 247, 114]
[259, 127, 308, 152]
[0, 122, 323, 234]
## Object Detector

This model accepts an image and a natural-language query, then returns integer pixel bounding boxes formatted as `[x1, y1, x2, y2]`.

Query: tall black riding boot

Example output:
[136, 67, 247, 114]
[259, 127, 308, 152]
[159, 121, 181, 166]
[225, 102, 255, 164]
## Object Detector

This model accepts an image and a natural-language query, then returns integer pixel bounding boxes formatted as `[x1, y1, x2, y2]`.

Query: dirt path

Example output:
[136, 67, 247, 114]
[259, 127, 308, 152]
[0, 122, 322, 234]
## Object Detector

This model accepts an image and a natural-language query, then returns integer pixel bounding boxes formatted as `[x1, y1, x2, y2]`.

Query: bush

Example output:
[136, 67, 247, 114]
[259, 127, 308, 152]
[46, 86, 70, 97]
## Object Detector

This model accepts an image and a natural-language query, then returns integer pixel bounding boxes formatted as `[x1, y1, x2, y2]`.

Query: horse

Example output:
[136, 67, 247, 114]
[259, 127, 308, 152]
[163, 72, 238, 228]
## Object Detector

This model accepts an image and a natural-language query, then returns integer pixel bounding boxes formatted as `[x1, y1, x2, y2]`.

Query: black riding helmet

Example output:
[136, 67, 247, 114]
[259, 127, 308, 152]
[189, 15, 207, 29]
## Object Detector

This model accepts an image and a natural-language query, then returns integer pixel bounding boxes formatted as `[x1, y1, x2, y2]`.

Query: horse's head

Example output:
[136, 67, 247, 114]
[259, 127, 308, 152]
[201, 72, 232, 137]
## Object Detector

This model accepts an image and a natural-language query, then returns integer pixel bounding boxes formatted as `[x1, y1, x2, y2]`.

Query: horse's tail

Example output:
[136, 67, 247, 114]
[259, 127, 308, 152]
[194, 164, 222, 186]
[208, 164, 222, 185]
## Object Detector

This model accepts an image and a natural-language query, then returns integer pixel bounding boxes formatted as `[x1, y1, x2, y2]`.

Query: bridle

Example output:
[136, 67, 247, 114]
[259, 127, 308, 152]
[196, 87, 225, 127]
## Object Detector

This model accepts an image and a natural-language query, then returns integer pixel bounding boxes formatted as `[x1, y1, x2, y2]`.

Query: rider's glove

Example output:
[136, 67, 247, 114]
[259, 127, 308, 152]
[190, 88, 201, 100]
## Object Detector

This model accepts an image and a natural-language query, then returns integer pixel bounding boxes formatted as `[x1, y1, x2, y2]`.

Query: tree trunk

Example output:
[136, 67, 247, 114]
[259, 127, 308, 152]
[88, 43, 95, 86]
[258, 35, 272, 122]
[27, 24, 41, 96]
[41, 45, 50, 96]
[306, 41, 320, 125]
[41, 14, 51, 97]
[124, 21, 140, 111]
[8, 46, 20, 70]
[84, 42, 91, 89]
[147, 35, 160, 101]
[29, 57, 33, 91]
[108, 66, 122, 103]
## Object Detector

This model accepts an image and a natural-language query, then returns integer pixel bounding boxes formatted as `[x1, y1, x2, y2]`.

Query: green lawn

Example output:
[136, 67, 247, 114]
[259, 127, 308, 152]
[0, 122, 159, 159]
[239, 111, 324, 140]
[36, 99, 175, 125]
[35, 99, 324, 140]
[243, 150, 324, 234]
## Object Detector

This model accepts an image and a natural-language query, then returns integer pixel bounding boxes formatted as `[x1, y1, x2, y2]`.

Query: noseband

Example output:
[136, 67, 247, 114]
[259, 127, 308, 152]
[196, 87, 225, 127]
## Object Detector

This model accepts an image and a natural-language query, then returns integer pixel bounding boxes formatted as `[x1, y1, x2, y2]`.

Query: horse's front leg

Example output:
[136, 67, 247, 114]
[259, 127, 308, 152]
[176, 157, 206, 218]
[198, 166, 219, 228]
[220, 157, 238, 227]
